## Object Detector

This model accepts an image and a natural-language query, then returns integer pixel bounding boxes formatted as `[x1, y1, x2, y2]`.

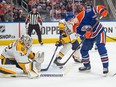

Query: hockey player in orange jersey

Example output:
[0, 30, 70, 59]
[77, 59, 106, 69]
[64, 5, 109, 74]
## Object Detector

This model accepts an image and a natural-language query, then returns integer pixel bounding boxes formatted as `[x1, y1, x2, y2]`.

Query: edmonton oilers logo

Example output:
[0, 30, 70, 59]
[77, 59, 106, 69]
[81, 25, 92, 31]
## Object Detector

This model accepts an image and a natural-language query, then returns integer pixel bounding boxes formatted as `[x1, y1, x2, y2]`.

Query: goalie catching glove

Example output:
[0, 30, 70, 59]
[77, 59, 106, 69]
[34, 51, 44, 71]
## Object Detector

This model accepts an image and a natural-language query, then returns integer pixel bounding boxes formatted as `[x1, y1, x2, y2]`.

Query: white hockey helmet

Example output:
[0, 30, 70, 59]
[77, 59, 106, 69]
[20, 34, 32, 48]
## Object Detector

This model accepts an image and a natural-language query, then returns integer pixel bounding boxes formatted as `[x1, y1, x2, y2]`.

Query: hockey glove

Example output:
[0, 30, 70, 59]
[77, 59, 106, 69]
[72, 40, 80, 50]
[84, 31, 92, 39]
[55, 40, 62, 47]
[101, 10, 108, 17]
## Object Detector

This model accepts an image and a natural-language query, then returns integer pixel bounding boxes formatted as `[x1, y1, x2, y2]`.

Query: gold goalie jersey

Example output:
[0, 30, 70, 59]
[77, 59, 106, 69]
[0, 35, 44, 78]
[0, 39, 35, 74]
[1, 40, 34, 63]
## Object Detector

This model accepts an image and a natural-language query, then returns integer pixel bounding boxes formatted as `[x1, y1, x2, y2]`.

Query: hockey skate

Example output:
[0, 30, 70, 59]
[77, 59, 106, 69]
[103, 68, 109, 74]
[79, 65, 91, 71]
[72, 55, 82, 63]
[40, 42, 43, 45]
[53, 57, 63, 69]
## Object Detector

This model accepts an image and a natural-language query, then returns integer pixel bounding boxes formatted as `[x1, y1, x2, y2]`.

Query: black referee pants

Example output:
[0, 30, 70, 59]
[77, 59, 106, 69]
[28, 24, 42, 43]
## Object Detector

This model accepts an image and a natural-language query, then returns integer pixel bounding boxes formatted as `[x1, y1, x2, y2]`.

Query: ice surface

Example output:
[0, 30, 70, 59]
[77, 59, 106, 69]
[0, 42, 116, 87]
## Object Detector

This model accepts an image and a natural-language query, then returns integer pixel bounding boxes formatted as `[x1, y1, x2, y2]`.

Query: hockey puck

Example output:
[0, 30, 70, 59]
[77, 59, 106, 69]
[59, 66, 63, 69]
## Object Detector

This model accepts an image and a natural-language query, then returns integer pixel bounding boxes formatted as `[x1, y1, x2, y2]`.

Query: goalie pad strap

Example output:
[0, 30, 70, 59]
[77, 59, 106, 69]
[0, 55, 5, 60]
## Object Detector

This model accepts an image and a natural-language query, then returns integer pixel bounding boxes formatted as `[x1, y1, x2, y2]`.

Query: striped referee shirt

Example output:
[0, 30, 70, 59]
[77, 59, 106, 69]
[25, 11, 42, 25]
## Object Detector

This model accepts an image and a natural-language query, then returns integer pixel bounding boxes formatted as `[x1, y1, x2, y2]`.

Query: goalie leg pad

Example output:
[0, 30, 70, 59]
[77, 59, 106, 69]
[18, 62, 39, 79]
[58, 43, 71, 57]
[0, 55, 5, 60]
[73, 50, 82, 63]
[0, 65, 16, 75]
[73, 50, 80, 59]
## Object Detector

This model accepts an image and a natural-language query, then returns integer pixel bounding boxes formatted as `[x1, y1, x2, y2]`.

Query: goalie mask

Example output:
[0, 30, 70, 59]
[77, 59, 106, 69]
[20, 35, 32, 48]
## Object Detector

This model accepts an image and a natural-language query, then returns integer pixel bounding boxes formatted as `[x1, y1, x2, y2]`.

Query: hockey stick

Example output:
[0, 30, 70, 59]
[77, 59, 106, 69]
[0, 73, 63, 78]
[58, 16, 103, 66]
[41, 46, 59, 71]
[106, 35, 116, 41]
[113, 73, 116, 76]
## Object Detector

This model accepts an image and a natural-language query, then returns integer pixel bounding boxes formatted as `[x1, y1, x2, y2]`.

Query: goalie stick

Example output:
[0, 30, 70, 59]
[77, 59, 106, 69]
[57, 16, 103, 66]
[41, 46, 59, 71]
[0, 73, 63, 78]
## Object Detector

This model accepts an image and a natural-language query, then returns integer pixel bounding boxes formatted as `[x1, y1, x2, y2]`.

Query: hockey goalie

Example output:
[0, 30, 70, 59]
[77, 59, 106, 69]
[0, 35, 44, 78]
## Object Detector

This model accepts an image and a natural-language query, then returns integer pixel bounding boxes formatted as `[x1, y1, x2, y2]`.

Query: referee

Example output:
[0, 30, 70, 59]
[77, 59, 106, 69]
[25, 6, 43, 45]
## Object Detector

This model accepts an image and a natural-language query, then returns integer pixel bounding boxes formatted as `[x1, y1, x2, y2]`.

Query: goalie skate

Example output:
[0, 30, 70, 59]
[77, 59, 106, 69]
[53, 57, 63, 69]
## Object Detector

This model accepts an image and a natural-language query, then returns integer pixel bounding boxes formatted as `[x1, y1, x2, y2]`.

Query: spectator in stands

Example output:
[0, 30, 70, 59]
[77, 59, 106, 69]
[4, 10, 12, 22]
[46, 1, 52, 12]
[28, 0, 37, 12]
[0, 1, 6, 22]
[14, 9, 25, 22]
[17, 0, 22, 6]
[0, 0, 16, 22]
[0, 0, 96, 22]
[55, 6, 61, 20]
[0, 0, 2, 3]
[66, 1, 72, 12]
[60, 8, 66, 19]
[36, 0, 42, 11]
[39, 0, 47, 11]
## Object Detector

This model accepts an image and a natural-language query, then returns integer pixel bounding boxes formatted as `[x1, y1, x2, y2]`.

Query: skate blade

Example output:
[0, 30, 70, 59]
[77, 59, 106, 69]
[52, 63, 63, 69]
[103, 73, 108, 77]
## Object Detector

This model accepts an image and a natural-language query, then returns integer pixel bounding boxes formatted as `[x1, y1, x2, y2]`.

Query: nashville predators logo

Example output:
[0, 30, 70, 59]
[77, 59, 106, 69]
[21, 47, 25, 51]
[21, 47, 27, 55]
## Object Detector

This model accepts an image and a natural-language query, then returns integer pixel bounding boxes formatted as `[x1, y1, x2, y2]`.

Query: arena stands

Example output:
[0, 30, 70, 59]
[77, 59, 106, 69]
[0, 0, 115, 22]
